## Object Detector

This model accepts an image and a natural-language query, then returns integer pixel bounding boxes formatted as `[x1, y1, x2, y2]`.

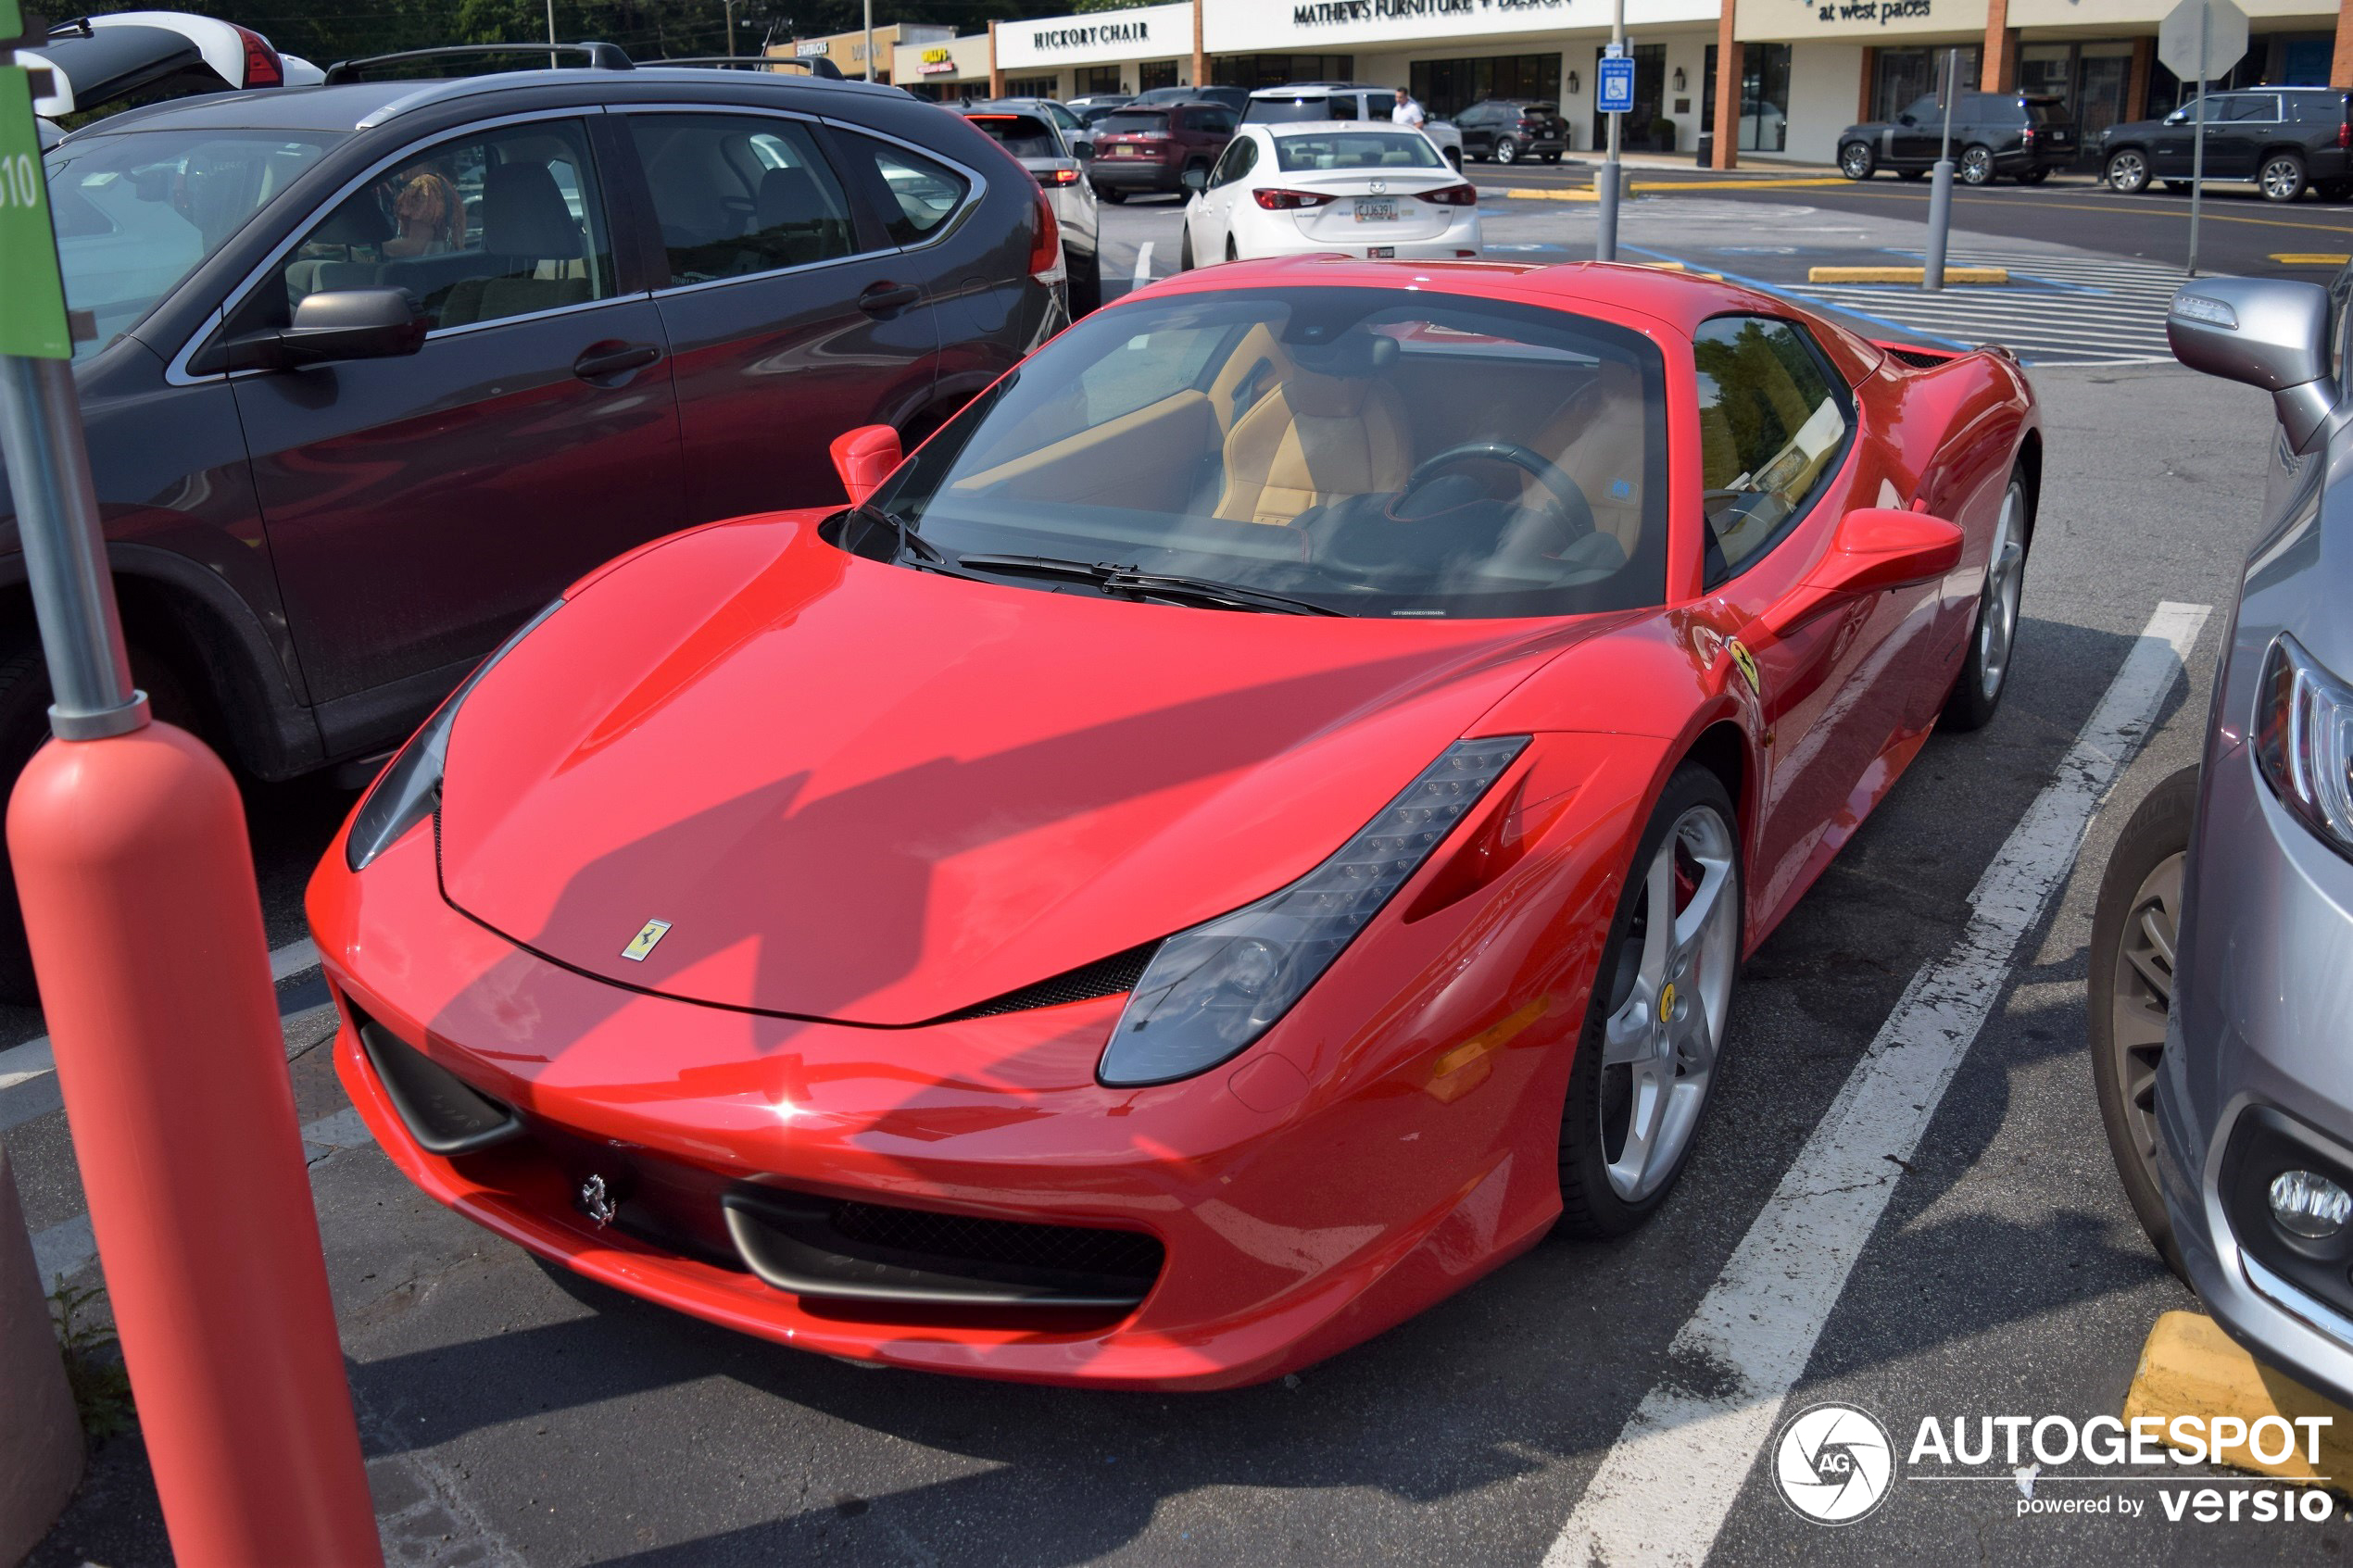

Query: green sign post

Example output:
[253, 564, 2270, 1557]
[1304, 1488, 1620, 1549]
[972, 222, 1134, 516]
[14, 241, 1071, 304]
[0, 40, 72, 360]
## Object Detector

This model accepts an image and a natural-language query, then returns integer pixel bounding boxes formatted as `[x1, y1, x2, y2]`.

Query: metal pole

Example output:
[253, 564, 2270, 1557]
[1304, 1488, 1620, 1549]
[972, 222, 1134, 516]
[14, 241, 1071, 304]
[724, 0, 736, 61]
[545, 0, 556, 69]
[2187, 6, 2208, 276]
[0, 357, 142, 738]
[863, 0, 874, 82]
[1595, 0, 1626, 262]
[1924, 47, 1957, 293]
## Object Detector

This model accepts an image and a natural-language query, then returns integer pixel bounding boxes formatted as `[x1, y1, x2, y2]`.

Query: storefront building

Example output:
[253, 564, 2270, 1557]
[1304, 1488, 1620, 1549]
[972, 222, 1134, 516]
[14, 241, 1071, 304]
[991, 3, 1201, 101]
[891, 31, 994, 101]
[769, 22, 950, 86]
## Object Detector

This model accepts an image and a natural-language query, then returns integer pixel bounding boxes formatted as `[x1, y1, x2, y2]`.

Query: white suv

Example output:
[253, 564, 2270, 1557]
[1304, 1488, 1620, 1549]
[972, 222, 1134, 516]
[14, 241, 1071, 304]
[1242, 83, 1463, 169]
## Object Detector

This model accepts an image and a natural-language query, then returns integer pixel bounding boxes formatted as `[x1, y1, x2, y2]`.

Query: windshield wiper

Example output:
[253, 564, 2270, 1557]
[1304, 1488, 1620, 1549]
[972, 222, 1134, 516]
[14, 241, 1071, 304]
[847, 504, 964, 573]
[1098, 571, 1342, 616]
[954, 552, 1125, 583]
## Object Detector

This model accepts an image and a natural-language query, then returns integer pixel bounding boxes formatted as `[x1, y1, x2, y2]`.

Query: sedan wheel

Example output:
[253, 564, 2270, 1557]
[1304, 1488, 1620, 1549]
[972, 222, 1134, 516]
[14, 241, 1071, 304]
[1957, 144, 1995, 185]
[1559, 764, 1741, 1236]
[2260, 152, 2306, 203]
[1839, 141, 1875, 180]
[2089, 764, 2197, 1283]
[2104, 148, 2149, 194]
[1494, 138, 1519, 166]
[1941, 471, 2027, 731]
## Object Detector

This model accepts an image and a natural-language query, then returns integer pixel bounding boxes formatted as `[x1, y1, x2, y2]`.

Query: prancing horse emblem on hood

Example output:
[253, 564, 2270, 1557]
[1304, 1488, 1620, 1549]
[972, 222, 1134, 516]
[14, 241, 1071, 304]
[621, 919, 672, 961]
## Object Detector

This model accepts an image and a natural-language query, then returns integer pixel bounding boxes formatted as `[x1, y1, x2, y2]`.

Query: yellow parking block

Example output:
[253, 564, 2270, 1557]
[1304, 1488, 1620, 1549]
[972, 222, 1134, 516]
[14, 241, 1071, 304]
[2271, 253, 2350, 266]
[2123, 1310, 2353, 1486]
[1808, 264, 2008, 284]
[1629, 177, 1853, 191]
[1632, 260, 1727, 280]
[1499, 186, 1598, 202]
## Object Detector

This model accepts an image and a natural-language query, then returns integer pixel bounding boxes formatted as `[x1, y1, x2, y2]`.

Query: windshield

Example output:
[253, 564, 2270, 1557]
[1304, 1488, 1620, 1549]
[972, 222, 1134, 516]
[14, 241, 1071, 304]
[966, 113, 1061, 159]
[1275, 132, 1444, 172]
[1096, 110, 1169, 135]
[45, 128, 338, 361]
[853, 287, 1669, 620]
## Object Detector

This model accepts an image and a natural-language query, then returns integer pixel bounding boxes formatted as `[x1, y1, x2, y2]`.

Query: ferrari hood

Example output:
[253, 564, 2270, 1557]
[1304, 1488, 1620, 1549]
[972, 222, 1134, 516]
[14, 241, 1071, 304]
[435, 520, 1602, 1026]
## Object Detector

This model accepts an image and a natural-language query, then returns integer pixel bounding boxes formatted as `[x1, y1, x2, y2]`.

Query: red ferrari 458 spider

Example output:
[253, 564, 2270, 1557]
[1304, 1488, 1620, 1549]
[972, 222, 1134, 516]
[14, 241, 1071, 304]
[309, 257, 2040, 1390]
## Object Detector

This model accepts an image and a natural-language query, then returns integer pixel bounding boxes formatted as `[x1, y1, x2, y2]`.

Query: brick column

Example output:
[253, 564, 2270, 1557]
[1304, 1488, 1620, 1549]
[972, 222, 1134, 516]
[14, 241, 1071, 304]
[1857, 46, 1877, 122]
[2128, 35, 2154, 120]
[1982, 0, 2019, 91]
[988, 20, 1004, 98]
[1192, 0, 1208, 92]
[1712, 0, 1741, 169]
[2334, 2, 2353, 89]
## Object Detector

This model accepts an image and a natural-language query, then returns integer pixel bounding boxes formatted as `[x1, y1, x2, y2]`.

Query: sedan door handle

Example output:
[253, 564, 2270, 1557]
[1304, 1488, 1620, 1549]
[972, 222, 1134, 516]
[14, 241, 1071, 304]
[573, 341, 660, 381]
[859, 282, 924, 318]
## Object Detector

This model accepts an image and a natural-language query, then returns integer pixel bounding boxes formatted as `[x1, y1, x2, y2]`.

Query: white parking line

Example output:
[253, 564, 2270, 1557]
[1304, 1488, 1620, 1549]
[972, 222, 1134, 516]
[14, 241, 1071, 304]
[1132, 240, 1155, 288]
[1544, 600, 2210, 1568]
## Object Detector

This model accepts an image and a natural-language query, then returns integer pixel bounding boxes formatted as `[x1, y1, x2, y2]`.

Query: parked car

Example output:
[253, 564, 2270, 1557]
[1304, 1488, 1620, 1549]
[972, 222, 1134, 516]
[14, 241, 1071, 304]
[1088, 99, 1237, 201]
[21, 9, 320, 134]
[1127, 83, 1249, 115]
[972, 94, 1090, 155]
[2099, 87, 2353, 202]
[0, 48, 1063, 1003]
[960, 103, 1101, 310]
[1836, 91, 2076, 185]
[1241, 82, 1464, 169]
[2092, 264, 2353, 1408]
[1066, 92, 1134, 127]
[310, 257, 2041, 1389]
[1179, 122, 1480, 266]
[1456, 97, 1568, 164]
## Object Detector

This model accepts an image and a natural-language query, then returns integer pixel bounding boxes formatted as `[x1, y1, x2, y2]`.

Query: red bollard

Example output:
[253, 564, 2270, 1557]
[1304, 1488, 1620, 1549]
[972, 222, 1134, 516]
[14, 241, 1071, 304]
[8, 722, 381, 1566]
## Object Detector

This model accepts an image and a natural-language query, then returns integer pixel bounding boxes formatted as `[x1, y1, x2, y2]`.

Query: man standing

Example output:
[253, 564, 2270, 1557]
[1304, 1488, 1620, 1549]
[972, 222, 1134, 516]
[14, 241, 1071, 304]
[1390, 86, 1426, 130]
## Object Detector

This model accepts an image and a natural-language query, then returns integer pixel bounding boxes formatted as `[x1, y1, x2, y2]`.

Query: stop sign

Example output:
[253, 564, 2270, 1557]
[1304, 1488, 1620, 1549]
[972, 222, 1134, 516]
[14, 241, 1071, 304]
[2158, 0, 2249, 84]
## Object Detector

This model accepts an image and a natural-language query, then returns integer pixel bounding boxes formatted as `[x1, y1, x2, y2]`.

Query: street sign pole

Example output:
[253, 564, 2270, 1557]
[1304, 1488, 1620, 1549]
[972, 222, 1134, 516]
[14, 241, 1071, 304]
[0, 34, 382, 1568]
[1923, 47, 1957, 292]
[1595, 0, 1628, 263]
[2158, 0, 2246, 277]
[2188, 9, 2208, 276]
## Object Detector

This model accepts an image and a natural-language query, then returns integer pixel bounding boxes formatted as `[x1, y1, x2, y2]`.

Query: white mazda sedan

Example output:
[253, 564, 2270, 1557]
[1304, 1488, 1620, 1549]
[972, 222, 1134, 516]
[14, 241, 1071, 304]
[1177, 122, 1482, 269]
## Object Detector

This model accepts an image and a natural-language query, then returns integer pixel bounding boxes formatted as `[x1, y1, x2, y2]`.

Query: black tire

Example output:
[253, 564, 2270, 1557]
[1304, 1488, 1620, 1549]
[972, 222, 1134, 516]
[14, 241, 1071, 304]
[1494, 137, 1519, 167]
[2018, 166, 2052, 184]
[1557, 762, 1742, 1238]
[1066, 245, 1101, 316]
[2319, 179, 2353, 202]
[1541, 150, 1562, 164]
[1957, 144, 1996, 186]
[1941, 465, 2032, 732]
[2105, 148, 2151, 194]
[2259, 150, 2306, 203]
[1177, 225, 1193, 271]
[1897, 167, 1928, 182]
[2163, 180, 2193, 194]
[1839, 141, 1875, 180]
[1100, 185, 1126, 205]
[2089, 763, 2198, 1286]
[1225, 236, 1238, 263]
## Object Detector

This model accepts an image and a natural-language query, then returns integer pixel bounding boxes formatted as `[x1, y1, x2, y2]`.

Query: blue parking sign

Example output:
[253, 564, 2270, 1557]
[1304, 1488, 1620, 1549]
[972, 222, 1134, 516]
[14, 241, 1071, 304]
[1598, 56, 1636, 115]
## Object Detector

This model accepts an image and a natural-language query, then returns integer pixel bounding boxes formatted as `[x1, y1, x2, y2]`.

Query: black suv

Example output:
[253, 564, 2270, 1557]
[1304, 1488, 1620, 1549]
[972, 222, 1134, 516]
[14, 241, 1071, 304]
[0, 53, 1063, 999]
[2099, 87, 2353, 202]
[1837, 91, 2076, 185]
[1455, 98, 1568, 164]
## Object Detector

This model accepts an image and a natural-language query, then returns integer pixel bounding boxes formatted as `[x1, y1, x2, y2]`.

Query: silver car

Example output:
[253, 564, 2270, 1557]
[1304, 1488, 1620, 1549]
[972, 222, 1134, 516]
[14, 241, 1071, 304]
[958, 102, 1101, 313]
[2094, 262, 2353, 1404]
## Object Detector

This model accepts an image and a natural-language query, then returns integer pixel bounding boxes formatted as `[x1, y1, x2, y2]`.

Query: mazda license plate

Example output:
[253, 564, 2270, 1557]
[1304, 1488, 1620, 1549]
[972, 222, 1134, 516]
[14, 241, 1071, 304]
[1354, 198, 1398, 222]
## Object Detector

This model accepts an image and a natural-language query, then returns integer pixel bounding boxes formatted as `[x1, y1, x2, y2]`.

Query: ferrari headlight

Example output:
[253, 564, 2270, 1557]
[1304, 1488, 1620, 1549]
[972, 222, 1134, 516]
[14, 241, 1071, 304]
[2253, 633, 2353, 860]
[345, 600, 563, 872]
[1098, 736, 1528, 1087]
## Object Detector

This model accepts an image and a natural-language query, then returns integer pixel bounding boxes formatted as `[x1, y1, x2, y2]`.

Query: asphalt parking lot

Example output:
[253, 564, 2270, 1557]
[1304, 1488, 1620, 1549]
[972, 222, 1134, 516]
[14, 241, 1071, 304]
[6, 175, 2349, 1566]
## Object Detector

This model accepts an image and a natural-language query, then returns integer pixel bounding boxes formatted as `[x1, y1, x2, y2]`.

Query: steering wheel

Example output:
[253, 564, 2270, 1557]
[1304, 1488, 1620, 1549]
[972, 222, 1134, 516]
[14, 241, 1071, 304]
[1401, 441, 1595, 541]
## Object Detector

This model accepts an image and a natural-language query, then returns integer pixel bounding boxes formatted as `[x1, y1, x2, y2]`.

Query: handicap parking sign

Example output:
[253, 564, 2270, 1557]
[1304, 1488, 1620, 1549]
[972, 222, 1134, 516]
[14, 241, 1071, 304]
[1598, 56, 1636, 115]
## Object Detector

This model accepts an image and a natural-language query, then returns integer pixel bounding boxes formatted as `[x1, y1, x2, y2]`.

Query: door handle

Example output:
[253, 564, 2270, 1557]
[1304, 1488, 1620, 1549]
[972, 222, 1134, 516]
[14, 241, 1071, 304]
[573, 342, 660, 381]
[859, 282, 924, 318]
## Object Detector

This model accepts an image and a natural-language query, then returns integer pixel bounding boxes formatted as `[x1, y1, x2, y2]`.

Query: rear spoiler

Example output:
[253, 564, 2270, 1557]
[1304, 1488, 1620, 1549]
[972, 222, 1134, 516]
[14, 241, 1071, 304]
[1869, 339, 2018, 369]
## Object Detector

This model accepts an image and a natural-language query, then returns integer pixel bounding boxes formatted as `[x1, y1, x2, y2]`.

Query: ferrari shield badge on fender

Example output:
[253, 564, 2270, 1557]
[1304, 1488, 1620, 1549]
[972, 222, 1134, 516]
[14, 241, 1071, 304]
[1728, 639, 1762, 697]
[621, 919, 672, 961]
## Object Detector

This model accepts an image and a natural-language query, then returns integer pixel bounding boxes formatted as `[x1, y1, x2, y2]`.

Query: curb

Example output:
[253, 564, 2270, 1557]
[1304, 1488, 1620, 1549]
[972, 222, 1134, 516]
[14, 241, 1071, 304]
[1807, 265, 2009, 284]
[2123, 1309, 2353, 1487]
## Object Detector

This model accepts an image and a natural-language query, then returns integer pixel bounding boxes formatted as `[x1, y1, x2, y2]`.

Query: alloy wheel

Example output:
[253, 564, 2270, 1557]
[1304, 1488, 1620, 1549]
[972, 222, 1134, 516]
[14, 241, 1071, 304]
[1840, 143, 1873, 179]
[2106, 850, 2183, 1177]
[1977, 483, 2025, 701]
[1959, 146, 1994, 185]
[2261, 156, 2305, 202]
[2106, 150, 2147, 193]
[1495, 138, 1518, 165]
[1597, 804, 1738, 1201]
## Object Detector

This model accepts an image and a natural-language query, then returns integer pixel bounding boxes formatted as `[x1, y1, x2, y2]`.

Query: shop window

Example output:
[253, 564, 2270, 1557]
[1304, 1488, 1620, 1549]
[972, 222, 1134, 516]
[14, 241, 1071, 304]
[1212, 55, 1353, 92]
[1004, 75, 1056, 99]
[1076, 65, 1122, 97]
[1873, 46, 1979, 123]
[1738, 43, 1790, 153]
[1139, 59, 1177, 92]
[1593, 44, 1669, 152]
[1408, 54, 1562, 119]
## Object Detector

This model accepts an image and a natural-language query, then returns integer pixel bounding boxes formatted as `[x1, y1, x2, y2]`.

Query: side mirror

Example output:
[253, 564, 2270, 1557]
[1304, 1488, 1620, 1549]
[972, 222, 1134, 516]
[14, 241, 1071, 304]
[1073, 138, 1093, 160]
[197, 287, 426, 373]
[2165, 109, 2186, 125]
[1896, 112, 1915, 127]
[1760, 508, 1963, 638]
[830, 423, 903, 508]
[1181, 166, 1209, 193]
[2169, 278, 2338, 451]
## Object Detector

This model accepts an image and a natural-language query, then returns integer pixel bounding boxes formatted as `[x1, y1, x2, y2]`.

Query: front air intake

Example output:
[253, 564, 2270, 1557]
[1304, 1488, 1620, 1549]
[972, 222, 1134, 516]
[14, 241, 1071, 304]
[356, 1015, 524, 1156]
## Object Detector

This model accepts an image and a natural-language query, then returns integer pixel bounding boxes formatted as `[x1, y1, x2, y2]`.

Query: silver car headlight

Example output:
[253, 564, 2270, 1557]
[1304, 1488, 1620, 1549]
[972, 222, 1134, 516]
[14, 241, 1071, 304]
[1098, 736, 1529, 1087]
[2253, 632, 2353, 858]
[345, 600, 563, 872]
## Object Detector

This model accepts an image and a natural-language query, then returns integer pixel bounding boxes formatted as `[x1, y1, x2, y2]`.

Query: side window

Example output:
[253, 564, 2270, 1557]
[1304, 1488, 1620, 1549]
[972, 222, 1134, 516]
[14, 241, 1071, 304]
[626, 114, 858, 285]
[1692, 317, 1852, 581]
[2230, 94, 2280, 122]
[833, 133, 970, 246]
[1195, 108, 1239, 135]
[1208, 135, 1256, 187]
[258, 118, 613, 332]
[1901, 94, 1939, 123]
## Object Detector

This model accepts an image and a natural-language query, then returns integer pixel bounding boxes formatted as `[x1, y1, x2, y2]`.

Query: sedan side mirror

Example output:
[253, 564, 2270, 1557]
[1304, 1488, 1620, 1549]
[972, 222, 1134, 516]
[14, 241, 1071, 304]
[1759, 507, 1963, 639]
[201, 287, 426, 373]
[2169, 278, 2338, 451]
[830, 423, 903, 507]
[1181, 166, 1210, 193]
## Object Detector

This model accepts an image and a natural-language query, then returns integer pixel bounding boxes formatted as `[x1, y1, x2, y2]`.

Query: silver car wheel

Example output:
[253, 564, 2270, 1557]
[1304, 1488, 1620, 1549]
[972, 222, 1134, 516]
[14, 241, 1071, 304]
[1840, 142, 1873, 179]
[1977, 482, 2025, 701]
[1959, 145, 1994, 185]
[2106, 149, 2147, 193]
[2261, 156, 2305, 202]
[2107, 850, 2182, 1175]
[1598, 804, 1738, 1201]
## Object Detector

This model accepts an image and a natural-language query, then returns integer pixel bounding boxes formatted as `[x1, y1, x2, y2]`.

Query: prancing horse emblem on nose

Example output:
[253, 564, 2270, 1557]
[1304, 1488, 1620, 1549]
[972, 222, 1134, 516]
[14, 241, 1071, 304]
[579, 1173, 617, 1227]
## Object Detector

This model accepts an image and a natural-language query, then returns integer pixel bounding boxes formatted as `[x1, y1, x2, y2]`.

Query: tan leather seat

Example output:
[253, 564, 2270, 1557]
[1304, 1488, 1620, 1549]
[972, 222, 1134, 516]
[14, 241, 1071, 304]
[1532, 362, 1651, 555]
[1213, 340, 1413, 527]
